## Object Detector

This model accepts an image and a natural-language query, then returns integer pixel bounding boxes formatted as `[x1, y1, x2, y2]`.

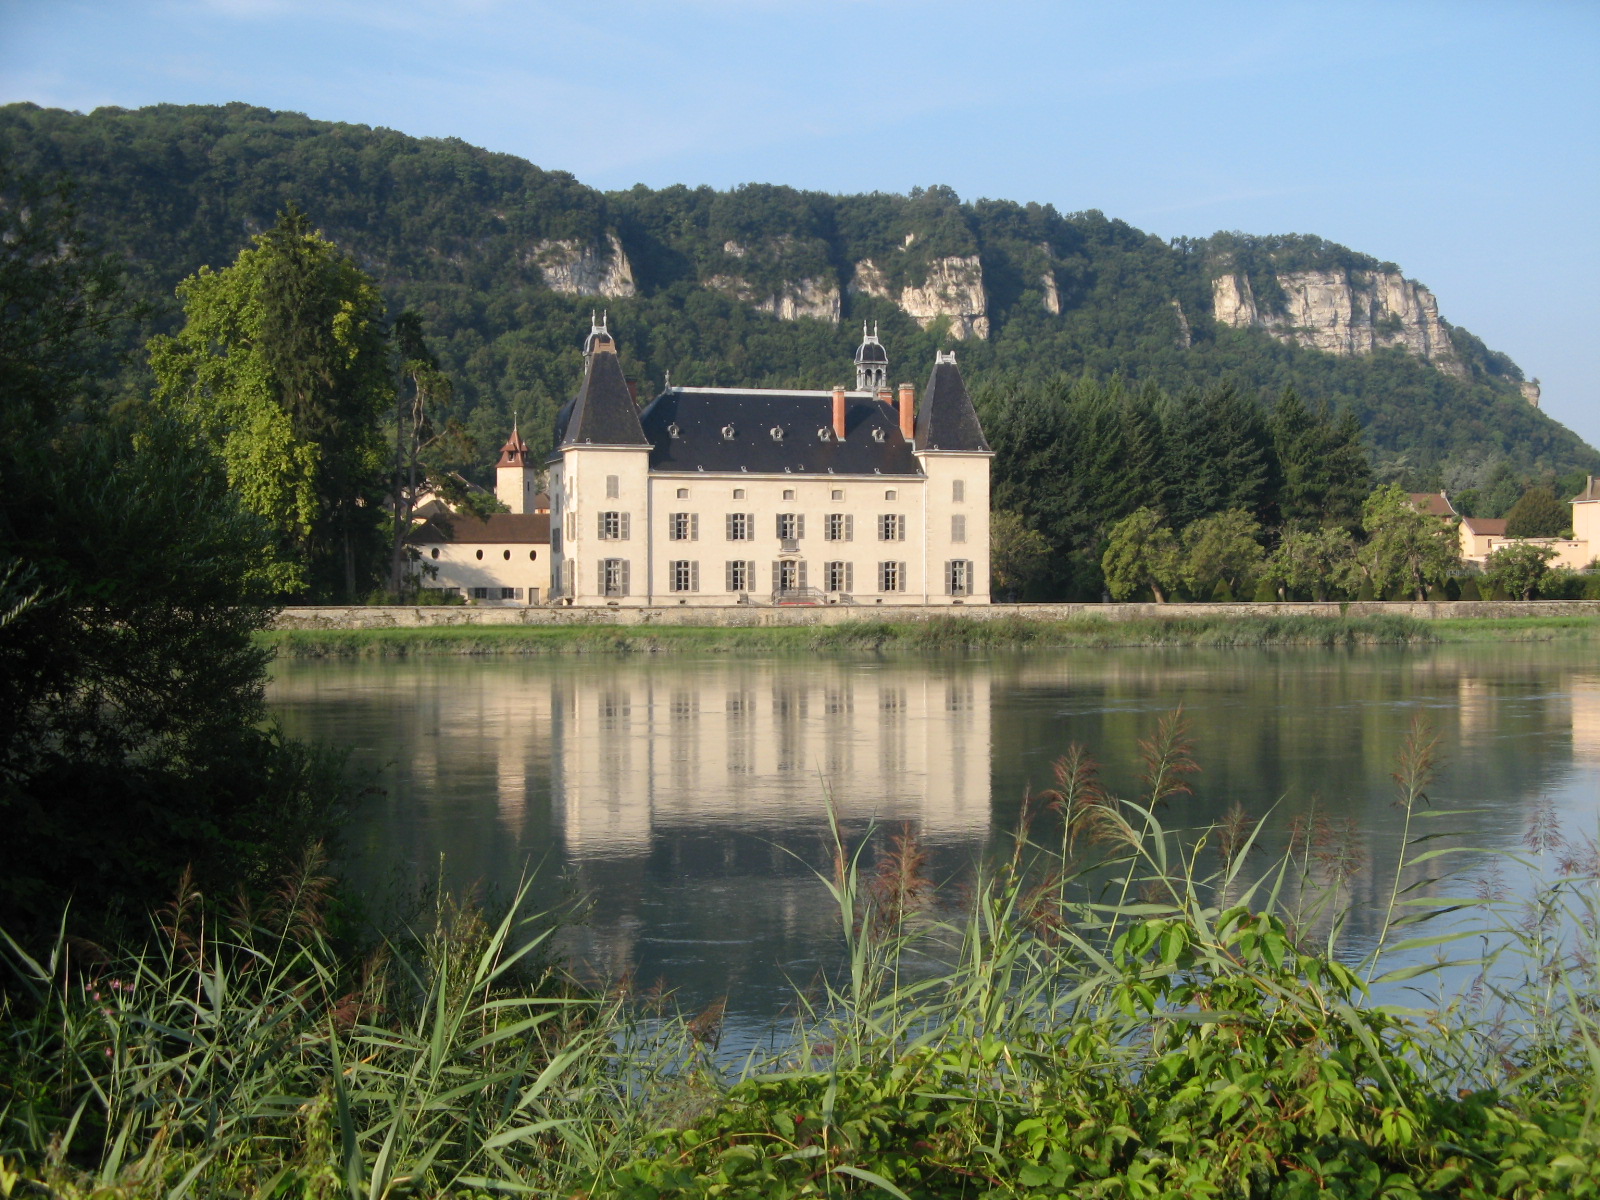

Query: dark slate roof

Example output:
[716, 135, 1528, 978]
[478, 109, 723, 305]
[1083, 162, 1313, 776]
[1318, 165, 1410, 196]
[856, 341, 888, 364]
[639, 389, 922, 476]
[408, 513, 550, 544]
[914, 358, 991, 452]
[554, 345, 649, 448]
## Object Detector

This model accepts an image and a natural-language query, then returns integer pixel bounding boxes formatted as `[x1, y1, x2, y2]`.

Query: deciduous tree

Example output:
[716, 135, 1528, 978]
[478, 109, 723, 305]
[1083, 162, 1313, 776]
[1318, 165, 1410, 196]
[1355, 484, 1460, 600]
[1181, 509, 1265, 598]
[1482, 541, 1557, 601]
[149, 205, 391, 599]
[1102, 508, 1181, 602]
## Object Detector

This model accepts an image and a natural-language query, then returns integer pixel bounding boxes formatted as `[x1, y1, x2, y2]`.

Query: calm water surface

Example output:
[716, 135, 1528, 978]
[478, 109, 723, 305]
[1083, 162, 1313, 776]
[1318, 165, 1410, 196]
[268, 645, 1600, 1032]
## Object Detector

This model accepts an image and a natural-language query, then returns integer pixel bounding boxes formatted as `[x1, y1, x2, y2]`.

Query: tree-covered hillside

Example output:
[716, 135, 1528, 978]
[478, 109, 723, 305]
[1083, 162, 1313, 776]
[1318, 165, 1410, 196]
[3, 100, 1594, 489]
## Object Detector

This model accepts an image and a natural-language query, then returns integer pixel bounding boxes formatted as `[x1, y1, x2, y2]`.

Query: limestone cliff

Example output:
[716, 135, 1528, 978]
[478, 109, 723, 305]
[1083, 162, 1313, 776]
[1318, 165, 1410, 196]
[526, 232, 636, 298]
[704, 274, 841, 323]
[849, 255, 990, 341]
[1211, 267, 1463, 376]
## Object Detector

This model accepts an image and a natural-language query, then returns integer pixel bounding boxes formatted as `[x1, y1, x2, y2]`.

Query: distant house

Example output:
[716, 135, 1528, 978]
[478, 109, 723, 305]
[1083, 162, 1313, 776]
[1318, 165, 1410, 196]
[1410, 484, 1599, 571]
[405, 427, 552, 604]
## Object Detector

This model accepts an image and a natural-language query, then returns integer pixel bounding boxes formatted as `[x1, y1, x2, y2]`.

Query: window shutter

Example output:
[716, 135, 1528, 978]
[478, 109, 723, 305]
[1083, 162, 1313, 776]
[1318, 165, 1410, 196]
[691, 561, 700, 592]
[845, 562, 854, 593]
[691, 514, 699, 541]
[621, 512, 631, 540]
[772, 561, 781, 594]
[900, 562, 908, 592]
[898, 515, 906, 540]
[797, 561, 807, 591]
[952, 514, 966, 543]
[845, 515, 854, 541]
[621, 560, 630, 596]
[797, 514, 805, 539]
[597, 561, 606, 594]
[776, 514, 784, 539]
[726, 513, 735, 540]
[946, 561, 954, 595]
[597, 512, 606, 539]
[725, 561, 735, 591]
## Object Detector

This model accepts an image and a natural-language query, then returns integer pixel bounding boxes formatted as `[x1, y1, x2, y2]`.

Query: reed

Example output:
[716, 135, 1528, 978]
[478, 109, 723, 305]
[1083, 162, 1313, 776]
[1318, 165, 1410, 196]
[259, 613, 1451, 659]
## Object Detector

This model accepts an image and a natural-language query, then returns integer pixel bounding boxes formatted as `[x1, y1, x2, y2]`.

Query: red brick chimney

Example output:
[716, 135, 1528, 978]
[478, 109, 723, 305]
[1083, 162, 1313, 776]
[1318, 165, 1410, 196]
[898, 382, 915, 443]
[832, 385, 847, 441]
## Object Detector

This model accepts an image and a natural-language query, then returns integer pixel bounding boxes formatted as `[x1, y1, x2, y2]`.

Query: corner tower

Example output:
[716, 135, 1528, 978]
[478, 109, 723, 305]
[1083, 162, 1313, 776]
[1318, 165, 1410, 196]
[547, 313, 652, 604]
[913, 350, 994, 603]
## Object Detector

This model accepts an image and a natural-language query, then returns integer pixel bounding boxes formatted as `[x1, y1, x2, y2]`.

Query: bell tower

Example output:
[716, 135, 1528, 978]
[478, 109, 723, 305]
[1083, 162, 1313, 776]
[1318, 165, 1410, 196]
[854, 322, 888, 392]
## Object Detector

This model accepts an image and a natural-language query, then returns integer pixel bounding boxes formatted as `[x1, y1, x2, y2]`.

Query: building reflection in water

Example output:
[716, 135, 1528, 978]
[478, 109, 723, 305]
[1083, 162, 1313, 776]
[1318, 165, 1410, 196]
[551, 664, 991, 856]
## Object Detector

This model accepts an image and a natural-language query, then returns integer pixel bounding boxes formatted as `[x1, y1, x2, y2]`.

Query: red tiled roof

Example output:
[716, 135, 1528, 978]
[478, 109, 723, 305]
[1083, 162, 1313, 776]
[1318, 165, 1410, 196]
[1407, 492, 1457, 517]
[1460, 516, 1506, 536]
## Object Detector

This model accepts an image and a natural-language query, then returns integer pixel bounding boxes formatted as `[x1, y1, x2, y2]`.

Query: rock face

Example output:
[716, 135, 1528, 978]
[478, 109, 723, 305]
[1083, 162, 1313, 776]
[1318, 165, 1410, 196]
[851, 255, 990, 340]
[1041, 271, 1062, 315]
[1171, 299, 1192, 349]
[705, 274, 841, 323]
[1521, 380, 1541, 407]
[1211, 268, 1463, 376]
[527, 233, 636, 298]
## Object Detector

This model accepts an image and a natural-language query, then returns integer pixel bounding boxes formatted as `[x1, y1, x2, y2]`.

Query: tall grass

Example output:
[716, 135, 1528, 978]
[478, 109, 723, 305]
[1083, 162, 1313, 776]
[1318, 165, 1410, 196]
[261, 613, 1445, 659]
[4, 721, 1597, 1197]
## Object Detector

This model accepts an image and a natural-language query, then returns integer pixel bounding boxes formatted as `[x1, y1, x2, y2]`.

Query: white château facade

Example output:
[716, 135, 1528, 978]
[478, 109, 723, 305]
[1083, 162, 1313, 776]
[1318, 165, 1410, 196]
[542, 319, 993, 606]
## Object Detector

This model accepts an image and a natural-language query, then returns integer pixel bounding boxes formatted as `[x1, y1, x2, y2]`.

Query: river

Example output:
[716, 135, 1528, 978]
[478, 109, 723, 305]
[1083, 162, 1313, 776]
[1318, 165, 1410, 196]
[267, 644, 1599, 1037]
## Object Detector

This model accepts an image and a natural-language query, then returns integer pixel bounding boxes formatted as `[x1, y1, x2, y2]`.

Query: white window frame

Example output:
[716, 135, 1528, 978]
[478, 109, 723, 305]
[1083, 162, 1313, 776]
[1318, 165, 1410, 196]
[878, 513, 905, 541]
[669, 512, 699, 541]
[727, 512, 753, 541]
[879, 561, 904, 592]
[600, 558, 629, 597]
[669, 560, 699, 592]
[726, 560, 754, 592]
[824, 561, 854, 593]
[947, 559, 972, 596]
[825, 513, 854, 542]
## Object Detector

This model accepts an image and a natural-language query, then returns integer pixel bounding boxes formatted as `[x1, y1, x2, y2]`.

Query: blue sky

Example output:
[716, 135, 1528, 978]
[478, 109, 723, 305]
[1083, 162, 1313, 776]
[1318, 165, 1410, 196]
[4, 0, 1597, 455]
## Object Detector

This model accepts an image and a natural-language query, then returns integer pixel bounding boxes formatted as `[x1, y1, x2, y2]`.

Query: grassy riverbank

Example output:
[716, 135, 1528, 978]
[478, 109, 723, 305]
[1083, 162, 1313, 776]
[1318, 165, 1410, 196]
[258, 612, 1600, 658]
[4, 720, 1595, 1196]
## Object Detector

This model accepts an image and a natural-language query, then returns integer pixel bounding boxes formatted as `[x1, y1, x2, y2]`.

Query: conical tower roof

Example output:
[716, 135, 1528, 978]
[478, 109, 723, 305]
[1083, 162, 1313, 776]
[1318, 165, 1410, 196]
[556, 315, 648, 448]
[914, 351, 990, 452]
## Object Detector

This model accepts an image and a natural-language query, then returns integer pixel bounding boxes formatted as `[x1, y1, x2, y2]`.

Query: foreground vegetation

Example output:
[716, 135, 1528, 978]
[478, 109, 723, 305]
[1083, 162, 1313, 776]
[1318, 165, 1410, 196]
[257, 612, 1600, 658]
[4, 717, 1596, 1197]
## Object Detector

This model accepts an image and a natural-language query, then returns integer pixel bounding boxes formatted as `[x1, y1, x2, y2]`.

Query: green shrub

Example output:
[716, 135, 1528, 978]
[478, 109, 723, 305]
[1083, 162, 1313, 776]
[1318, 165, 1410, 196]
[1458, 575, 1482, 601]
[1252, 579, 1277, 602]
[1210, 580, 1235, 602]
[1356, 580, 1377, 601]
[1427, 580, 1449, 601]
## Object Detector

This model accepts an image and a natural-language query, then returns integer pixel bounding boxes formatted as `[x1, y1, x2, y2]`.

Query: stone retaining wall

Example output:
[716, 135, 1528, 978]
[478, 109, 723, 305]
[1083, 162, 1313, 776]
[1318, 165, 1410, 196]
[271, 601, 1600, 630]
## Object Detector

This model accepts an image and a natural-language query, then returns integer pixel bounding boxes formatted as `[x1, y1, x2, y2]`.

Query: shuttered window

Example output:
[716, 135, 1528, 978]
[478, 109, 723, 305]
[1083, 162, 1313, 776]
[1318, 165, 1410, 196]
[777, 513, 804, 540]
[878, 514, 905, 541]
[726, 560, 754, 592]
[599, 511, 629, 540]
[605, 474, 619, 499]
[825, 514, 853, 541]
[879, 561, 906, 592]
[669, 513, 698, 541]
[599, 558, 629, 596]
[947, 560, 972, 596]
[951, 514, 966, 543]
[727, 512, 753, 541]
[824, 561, 854, 593]
[669, 560, 699, 592]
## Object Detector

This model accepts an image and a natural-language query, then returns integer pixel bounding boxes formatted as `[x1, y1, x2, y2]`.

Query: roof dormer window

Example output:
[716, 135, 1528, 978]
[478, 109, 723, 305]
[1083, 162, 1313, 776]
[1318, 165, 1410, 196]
[769, 426, 784, 442]
[722, 424, 736, 441]
[817, 427, 832, 441]
[667, 422, 680, 439]
[871, 427, 885, 443]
